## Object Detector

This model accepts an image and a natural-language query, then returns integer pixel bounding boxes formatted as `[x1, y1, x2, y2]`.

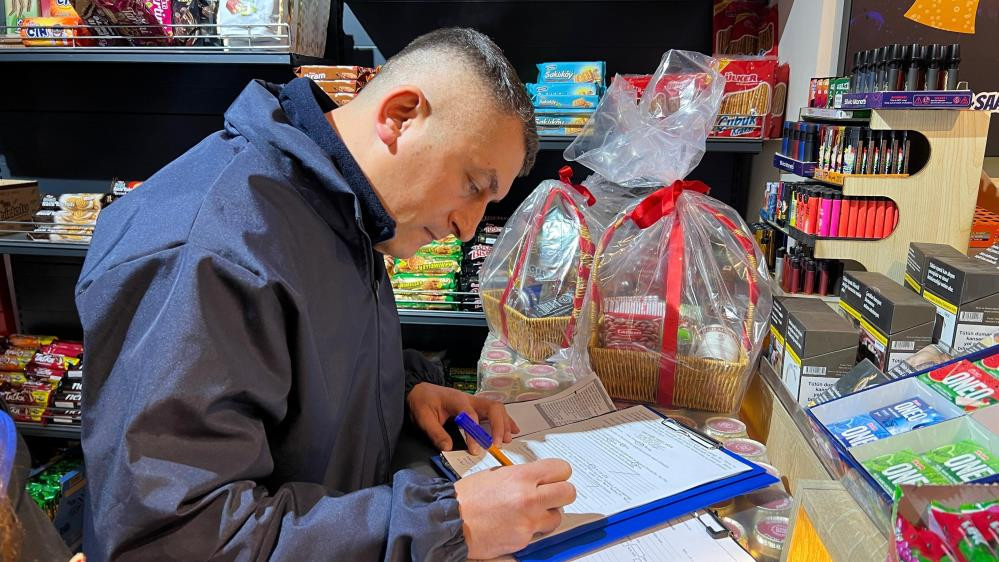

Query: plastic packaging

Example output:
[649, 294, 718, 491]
[563, 50, 725, 189]
[480, 167, 597, 363]
[579, 182, 772, 412]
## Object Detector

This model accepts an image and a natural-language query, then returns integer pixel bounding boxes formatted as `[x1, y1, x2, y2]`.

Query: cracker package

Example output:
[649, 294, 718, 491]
[712, 57, 789, 139]
[712, 0, 778, 57]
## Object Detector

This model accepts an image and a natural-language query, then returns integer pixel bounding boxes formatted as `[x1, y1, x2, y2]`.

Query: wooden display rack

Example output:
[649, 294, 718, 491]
[811, 110, 991, 282]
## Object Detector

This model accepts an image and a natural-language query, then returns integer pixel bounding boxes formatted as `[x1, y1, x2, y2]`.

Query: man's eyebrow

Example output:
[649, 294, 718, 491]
[487, 169, 498, 195]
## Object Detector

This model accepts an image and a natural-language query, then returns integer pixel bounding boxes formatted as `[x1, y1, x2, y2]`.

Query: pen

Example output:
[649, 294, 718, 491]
[455, 412, 514, 467]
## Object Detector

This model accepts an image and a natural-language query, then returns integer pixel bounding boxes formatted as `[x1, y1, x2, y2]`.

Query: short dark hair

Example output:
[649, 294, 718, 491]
[381, 28, 538, 176]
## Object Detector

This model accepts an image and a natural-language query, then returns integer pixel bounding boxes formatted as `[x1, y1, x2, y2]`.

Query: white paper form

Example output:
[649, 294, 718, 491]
[572, 513, 754, 562]
[504, 374, 617, 437]
[442, 406, 751, 541]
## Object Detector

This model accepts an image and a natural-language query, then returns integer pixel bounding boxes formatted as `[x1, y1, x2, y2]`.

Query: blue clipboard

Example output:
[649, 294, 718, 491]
[433, 406, 777, 561]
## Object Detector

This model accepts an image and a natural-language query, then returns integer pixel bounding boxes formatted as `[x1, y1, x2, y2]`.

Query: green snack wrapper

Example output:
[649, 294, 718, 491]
[862, 449, 951, 493]
[923, 440, 999, 484]
[390, 273, 457, 292]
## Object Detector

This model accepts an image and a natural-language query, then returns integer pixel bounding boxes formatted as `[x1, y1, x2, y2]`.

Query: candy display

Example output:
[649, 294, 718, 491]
[480, 169, 595, 363]
[870, 398, 948, 436]
[0, 334, 84, 426]
[923, 441, 999, 484]
[25, 190, 107, 242]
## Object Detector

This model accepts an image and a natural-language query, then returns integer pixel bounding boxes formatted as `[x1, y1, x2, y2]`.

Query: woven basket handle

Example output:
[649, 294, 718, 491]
[498, 168, 596, 347]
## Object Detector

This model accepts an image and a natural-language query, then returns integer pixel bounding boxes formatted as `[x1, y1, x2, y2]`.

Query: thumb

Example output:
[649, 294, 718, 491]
[414, 407, 452, 451]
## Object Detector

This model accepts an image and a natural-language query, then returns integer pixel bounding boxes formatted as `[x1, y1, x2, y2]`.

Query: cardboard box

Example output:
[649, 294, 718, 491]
[781, 306, 860, 406]
[922, 255, 999, 354]
[767, 296, 834, 373]
[839, 272, 937, 372]
[905, 242, 966, 294]
[0, 180, 41, 230]
[712, 57, 789, 139]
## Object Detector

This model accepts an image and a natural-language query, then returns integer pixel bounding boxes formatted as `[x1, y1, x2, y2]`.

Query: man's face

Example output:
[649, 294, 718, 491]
[374, 111, 525, 258]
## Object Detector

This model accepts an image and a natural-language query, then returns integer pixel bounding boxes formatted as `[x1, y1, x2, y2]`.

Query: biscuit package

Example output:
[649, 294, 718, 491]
[712, 57, 789, 139]
[713, 0, 778, 57]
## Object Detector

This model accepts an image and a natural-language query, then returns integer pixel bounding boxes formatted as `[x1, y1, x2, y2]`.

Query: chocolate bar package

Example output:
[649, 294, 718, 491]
[712, 57, 788, 139]
[74, 0, 173, 45]
[295, 65, 376, 82]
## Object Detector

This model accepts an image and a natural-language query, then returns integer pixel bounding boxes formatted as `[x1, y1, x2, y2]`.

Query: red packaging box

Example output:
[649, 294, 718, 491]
[712, 57, 789, 139]
[713, 0, 778, 57]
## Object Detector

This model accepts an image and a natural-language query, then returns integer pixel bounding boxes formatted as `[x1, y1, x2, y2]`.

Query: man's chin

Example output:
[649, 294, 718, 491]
[376, 240, 419, 258]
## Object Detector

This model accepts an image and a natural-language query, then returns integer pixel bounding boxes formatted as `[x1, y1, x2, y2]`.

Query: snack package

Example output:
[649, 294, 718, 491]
[870, 398, 948, 436]
[18, 16, 92, 46]
[173, 0, 220, 46]
[73, 0, 172, 45]
[923, 441, 999, 484]
[713, 57, 789, 139]
[58, 193, 102, 212]
[920, 360, 999, 412]
[536, 62, 606, 85]
[0, 349, 36, 372]
[527, 82, 601, 97]
[218, 0, 278, 43]
[390, 274, 456, 292]
[2, 380, 55, 407]
[393, 255, 460, 276]
[533, 94, 601, 110]
[928, 503, 996, 561]
[713, 0, 778, 57]
[414, 235, 462, 258]
[41, 341, 84, 358]
[480, 168, 597, 363]
[827, 413, 891, 448]
[9, 334, 57, 350]
[863, 450, 951, 493]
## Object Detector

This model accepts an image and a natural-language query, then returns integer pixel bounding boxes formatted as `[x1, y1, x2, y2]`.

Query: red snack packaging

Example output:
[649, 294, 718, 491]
[26, 365, 66, 384]
[2, 380, 56, 407]
[41, 341, 84, 358]
[713, 0, 778, 57]
[0, 372, 27, 388]
[712, 57, 789, 139]
[30, 352, 80, 371]
[7, 404, 46, 423]
[73, 0, 173, 46]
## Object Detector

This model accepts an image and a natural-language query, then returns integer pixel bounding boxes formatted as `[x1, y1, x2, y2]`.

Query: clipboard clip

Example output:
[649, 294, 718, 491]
[660, 418, 723, 449]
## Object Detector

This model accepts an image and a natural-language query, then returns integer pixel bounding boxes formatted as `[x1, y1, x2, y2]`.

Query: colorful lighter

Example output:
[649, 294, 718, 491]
[830, 193, 842, 237]
[864, 198, 877, 238]
[455, 412, 514, 466]
[855, 198, 868, 238]
[873, 199, 886, 238]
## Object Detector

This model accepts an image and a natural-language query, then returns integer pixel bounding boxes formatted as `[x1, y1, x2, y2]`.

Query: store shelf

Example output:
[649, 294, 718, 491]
[397, 309, 487, 327]
[0, 48, 294, 64]
[809, 169, 909, 189]
[0, 236, 89, 257]
[15, 422, 82, 439]
[799, 107, 871, 122]
[786, 225, 880, 246]
[773, 153, 816, 177]
[770, 278, 840, 303]
[761, 216, 788, 236]
[538, 137, 764, 153]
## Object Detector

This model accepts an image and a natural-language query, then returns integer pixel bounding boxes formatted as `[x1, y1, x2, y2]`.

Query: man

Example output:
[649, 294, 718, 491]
[76, 28, 576, 561]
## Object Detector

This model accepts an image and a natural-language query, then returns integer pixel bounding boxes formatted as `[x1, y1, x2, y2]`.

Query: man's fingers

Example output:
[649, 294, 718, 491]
[537, 481, 577, 510]
[414, 407, 452, 451]
[538, 508, 563, 535]
[473, 398, 513, 446]
[522, 458, 573, 485]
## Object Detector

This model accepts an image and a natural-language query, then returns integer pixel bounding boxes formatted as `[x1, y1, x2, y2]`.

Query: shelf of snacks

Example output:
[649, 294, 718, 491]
[2, 334, 85, 438]
[539, 136, 765, 153]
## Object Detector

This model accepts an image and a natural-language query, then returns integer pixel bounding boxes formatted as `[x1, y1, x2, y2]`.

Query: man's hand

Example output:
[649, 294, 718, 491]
[455, 459, 576, 559]
[407, 382, 520, 454]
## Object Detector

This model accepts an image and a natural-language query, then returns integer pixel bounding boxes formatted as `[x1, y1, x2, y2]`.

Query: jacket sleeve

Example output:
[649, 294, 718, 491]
[75, 245, 467, 562]
[402, 349, 448, 395]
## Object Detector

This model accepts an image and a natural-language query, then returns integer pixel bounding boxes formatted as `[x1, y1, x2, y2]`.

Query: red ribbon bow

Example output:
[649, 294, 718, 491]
[630, 180, 711, 228]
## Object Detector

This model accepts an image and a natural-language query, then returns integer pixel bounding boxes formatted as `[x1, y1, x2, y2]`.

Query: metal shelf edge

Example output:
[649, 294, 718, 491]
[0, 50, 293, 64]
[397, 310, 488, 326]
[15, 422, 82, 439]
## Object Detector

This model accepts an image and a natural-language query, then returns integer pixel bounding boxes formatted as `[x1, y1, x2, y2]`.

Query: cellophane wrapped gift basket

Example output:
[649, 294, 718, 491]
[565, 50, 774, 413]
[480, 167, 598, 365]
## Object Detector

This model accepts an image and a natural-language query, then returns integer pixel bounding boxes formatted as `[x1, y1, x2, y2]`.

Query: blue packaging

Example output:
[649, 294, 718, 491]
[527, 82, 601, 97]
[537, 62, 606, 85]
[827, 414, 890, 448]
[532, 94, 600, 109]
[535, 113, 592, 129]
[869, 397, 947, 436]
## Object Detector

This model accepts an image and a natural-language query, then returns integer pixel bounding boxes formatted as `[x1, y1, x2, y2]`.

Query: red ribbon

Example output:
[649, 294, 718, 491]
[558, 166, 597, 207]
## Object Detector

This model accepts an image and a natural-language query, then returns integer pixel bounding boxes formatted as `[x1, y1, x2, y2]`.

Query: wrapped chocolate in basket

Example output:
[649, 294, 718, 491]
[480, 167, 597, 363]
[562, 49, 772, 412]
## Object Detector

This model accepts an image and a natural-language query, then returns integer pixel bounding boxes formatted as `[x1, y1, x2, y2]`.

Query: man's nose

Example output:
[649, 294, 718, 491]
[452, 204, 488, 242]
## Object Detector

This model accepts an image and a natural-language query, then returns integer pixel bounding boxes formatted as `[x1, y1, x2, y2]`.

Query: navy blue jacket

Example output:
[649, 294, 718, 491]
[75, 80, 466, 561]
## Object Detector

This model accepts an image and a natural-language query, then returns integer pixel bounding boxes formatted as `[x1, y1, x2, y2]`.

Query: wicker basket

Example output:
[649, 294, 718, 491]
[587, 184, 762, 413]
[483, 173, 595, 363]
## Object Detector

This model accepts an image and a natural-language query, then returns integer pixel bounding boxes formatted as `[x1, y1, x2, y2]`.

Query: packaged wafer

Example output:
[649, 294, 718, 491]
[712, 57, 789, 139]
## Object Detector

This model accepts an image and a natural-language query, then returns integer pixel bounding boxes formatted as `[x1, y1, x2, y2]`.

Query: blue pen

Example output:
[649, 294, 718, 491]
[455, 412, 514, 466]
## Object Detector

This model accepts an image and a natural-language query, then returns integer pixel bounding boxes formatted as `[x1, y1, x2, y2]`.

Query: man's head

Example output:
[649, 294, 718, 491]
[330, 28, 538, 257]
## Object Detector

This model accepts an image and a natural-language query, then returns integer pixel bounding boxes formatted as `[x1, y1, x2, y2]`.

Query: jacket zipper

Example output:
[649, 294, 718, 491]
[360, 230, 392, 482]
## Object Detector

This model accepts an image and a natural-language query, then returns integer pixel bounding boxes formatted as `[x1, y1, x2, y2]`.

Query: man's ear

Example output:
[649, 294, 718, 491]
[375, 86, 427, 148]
